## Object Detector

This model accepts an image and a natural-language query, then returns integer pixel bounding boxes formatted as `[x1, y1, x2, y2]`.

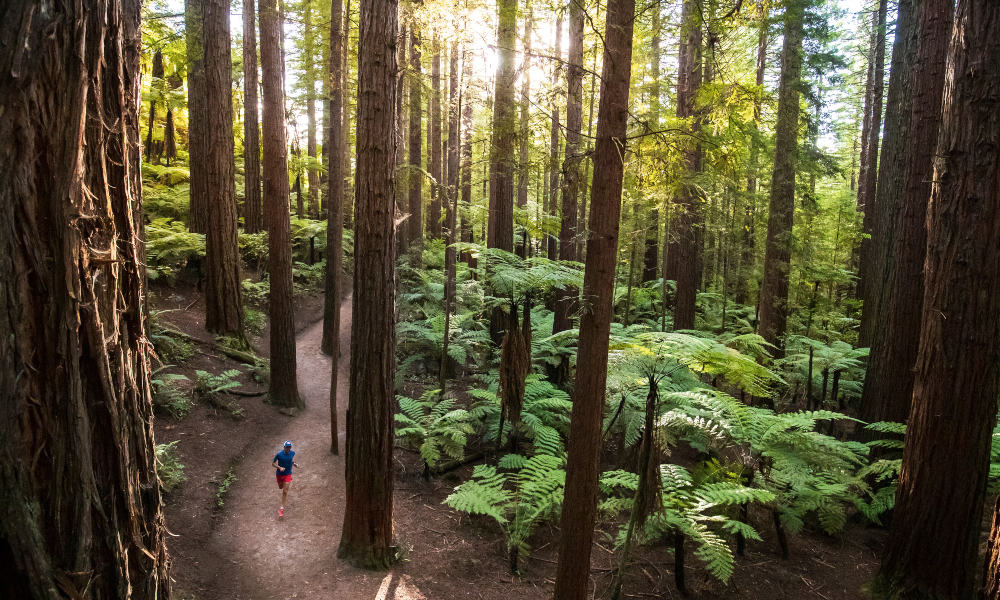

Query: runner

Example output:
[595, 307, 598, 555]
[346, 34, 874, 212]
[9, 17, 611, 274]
[272, 440, 299, 517]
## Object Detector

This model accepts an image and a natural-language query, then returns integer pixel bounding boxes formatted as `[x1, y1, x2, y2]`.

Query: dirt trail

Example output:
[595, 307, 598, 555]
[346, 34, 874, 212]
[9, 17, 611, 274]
[198, 297, 427, 600]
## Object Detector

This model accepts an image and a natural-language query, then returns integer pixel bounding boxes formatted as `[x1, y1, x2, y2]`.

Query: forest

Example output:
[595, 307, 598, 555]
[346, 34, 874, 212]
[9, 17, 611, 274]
[1, 0, 999, 597]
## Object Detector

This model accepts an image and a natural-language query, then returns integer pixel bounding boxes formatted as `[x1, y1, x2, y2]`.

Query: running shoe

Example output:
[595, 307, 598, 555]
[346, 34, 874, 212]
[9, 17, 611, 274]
[279, 507, 283, 517]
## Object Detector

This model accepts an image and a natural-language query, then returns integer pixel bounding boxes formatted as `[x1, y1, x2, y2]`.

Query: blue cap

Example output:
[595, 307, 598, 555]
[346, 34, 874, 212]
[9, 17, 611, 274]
[284, 440, 292, 447]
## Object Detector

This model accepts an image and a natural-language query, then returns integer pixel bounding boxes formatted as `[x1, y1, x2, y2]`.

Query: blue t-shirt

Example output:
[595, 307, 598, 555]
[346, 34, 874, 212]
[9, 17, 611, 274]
[274, 450, 295, 476]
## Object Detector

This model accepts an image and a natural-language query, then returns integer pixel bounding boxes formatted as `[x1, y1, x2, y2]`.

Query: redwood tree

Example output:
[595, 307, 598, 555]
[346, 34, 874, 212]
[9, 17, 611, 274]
[338, 0, 399, 568]
[428, 33, 443, 239]
[857, 0, 953, 438]
[203, 0, 247, 343]
[407, 27, 423, 249]
[669, 0, 703, 332]
[487, 0, 518, 252]
[0, 0, 170, 595]
[323, 0, 346, 455]
[552, 0, 584, 340]
[261, 0, 301, 407]
[244, 0, 264, 233]
[756, 0, 805, 355]
[186, 0, 209, 233]
[878, 1, 1000, 595]
[553, 0, 637, 595]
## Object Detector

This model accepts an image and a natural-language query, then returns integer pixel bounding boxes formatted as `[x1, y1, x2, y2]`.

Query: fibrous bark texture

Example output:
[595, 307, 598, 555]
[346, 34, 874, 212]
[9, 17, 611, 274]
[487, 0, 519, 252]
[338, 0, 399, 568]
[857, 0, 953, 439]
[857, 0, 920, 348]
[261, 0, 301, 407]
[407, 28, 423, 249]
[552, 0, 636, 595]
[0, 0, 171, 595]
[186, 0, 209, 233]
[323, 0, 345, 457]
[546, 13, 562, 261]
[878, 2, 1000, 596]
[428, 33, 443, 239]
[670, 0, 703, 332]
[552, 0, 584, 338]
[757, 0, 804, 355]
[203, 0, 247, 342]
[244, 0, 264, 233]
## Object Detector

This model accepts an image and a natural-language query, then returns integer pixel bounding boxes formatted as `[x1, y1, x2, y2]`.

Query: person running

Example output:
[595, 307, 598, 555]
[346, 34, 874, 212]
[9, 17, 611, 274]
[272, 440, 299, 517]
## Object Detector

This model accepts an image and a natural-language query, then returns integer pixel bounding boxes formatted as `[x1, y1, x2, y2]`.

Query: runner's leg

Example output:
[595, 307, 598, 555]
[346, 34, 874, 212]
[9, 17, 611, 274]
[281, 480, 290, 507]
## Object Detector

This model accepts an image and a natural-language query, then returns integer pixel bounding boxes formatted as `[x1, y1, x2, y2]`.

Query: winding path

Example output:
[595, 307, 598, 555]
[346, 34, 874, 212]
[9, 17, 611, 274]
[200, 296, 427, 600]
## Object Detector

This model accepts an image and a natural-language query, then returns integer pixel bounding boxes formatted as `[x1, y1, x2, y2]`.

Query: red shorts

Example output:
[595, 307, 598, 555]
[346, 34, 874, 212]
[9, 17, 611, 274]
[276, 474, 292, 488]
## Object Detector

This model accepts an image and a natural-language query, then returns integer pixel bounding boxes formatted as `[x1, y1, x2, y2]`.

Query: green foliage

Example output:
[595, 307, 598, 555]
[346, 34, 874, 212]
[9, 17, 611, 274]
[776, 336, 869, 406]
[444, 454, 566, 566]
[241, 277, 270, 304]
[395, 390, 475, 471]
[195, 369, 245, 418]
[456, 245, 584, 311]
[244, 308, 266, 335]
[151, 367, 192, 419]
[145, 183, 191, 221]
[469, 375, 572, 457]
[216, 468, 237, 508]
[239, 232, 269, 271]
[146, 218, 205, 283]
[142, 163, 190, 186]
[292, 261, 326, 287]
[156, 441, 187, 492]
[149, 310, 194, 364]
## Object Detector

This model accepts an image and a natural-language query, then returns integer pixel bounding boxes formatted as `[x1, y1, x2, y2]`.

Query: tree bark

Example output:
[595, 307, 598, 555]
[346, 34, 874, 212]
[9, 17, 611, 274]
[641, 8, 661, 284]
[428, 32, 443, 239]
[671, 0, 703, 332]
[261, 0, 301, 407]
[186, 0, 209, 233]
[446, 40, 460, 306]
[857, 0, 920, 348]
[0, 0, 171, 594]
[756, 0, 804, 355]
[460, 54, 474, 264]
[855, 0, 887, 216]
[203, 0, 247, 343]
[146, 50, 164, 162]
[488, 0, 519, 253]
[857, 0, 953, 440]
[878, 3, 1000, 596]
[546, 13, 563, 261]
[407, 27, 423, 249]
[338, 0, 399, 568]
[244, 0, 265, 233]
[552, 0, 584, 338]
[305, 0, 321, 219]
[323, 0, 346, 459]
[553, 0, 636, 594]
[516, 10, 533, 252]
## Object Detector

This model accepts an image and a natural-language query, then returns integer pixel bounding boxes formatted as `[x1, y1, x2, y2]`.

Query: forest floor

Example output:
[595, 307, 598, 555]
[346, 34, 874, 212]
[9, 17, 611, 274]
[153, 282, 887, 600]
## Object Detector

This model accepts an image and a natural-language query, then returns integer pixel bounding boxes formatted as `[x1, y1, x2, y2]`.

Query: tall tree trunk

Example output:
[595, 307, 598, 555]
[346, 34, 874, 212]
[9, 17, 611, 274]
[203, 0, 247, 343]
[516, 11, 533, 256]
[552, 0, 584, 338]
[857, 0, 953, 440]
[261, 0, 301, 407]
[244, 0, 265, 233]
[342, 0, 354, 229]
[546, 13, 563, 261]
[305, 0, 321, 219]
[756, 0, 804, 356]
[460, 52, 474, 264]
[427, 32, 443, 239]
[186, 0, 209, 233]
[322, 0, 345, 444]
[878, 3, 1000, 595]
[447, 40, 460, 304]
[857, 0, 920, 348]
[671, 0, 703, 331]
[0, 0, 171, 594]
[736, 4, 767, 307]
[338, 0, 399, 568]
[146, 50, 164, 162]
[488, 0, 519, 252]
[553, 0, 636, 594]
[407, 27, 423, 249]
[395, 18, 407, 256]
[641, 8, 661, 284]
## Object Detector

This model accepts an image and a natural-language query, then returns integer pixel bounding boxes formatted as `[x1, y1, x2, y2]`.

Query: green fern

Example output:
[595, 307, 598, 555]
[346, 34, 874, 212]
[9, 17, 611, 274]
[394, 390, 475, 472]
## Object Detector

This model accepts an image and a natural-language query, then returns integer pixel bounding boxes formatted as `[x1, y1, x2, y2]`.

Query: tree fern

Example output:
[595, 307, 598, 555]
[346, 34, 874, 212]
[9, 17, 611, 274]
[394, 390, 474, 474]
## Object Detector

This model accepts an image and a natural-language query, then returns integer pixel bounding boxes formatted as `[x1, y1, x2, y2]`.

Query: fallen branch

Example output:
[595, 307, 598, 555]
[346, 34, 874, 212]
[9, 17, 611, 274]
[155, 326, 259, 364]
